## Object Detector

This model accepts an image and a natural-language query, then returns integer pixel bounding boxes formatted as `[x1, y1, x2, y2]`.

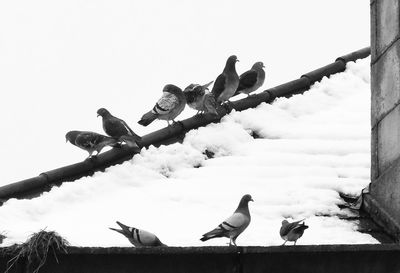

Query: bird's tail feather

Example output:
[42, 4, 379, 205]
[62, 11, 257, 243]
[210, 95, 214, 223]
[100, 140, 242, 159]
[138, 111, 157, 126]
[202, 81, 214, 90]
[200, 228, 224, 241]
[98, 137, 119, 151]
[203, 94, 218, 116]
[200, 233, 221, 242]
[103, 137, 119, 147]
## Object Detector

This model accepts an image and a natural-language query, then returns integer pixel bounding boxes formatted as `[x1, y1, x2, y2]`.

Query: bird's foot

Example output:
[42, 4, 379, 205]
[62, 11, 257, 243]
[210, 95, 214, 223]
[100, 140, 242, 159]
[111, 142, 123, 148]
[222, 101, 234, 113]
[85, 155, 98, 162]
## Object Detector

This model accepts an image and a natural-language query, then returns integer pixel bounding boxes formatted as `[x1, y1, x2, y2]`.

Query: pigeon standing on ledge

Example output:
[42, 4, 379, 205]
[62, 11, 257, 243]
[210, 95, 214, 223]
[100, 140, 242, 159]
[109, 221, 166, 247]
[65, 130, 118, 157]
[280, 219, 308, 245]
[97, 108, 142, 148]
[200, 194, 253, 246]
[138, 84, 186, 127]
[211, 55, 240, 103]
[235, 62, 265, 96]
[183, 81, 218, 116]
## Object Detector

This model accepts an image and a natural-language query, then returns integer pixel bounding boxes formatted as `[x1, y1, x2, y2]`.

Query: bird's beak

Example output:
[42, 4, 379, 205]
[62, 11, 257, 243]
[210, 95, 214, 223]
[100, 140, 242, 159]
[250, 198, 254, 202]
[97, 114, 100, 117]
[236, 59, 240, 62]
[262, 65, 265, 68]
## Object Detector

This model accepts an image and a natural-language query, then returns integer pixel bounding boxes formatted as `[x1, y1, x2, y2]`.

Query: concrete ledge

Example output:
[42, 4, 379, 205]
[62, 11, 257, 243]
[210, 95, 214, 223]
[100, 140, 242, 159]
[1, 245, 399, 273]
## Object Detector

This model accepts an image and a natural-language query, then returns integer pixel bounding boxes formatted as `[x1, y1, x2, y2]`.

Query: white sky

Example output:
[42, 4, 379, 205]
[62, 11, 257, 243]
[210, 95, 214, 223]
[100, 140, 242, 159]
[0, 0, 369, 185]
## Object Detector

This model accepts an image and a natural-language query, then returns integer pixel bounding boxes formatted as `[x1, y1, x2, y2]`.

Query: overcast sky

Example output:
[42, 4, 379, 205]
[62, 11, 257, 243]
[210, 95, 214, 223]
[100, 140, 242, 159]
[0, 0, 369, 185]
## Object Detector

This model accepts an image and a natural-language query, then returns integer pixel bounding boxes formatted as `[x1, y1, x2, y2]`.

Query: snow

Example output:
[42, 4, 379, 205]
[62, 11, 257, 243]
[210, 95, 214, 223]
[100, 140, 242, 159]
[0, 57, 378, 247]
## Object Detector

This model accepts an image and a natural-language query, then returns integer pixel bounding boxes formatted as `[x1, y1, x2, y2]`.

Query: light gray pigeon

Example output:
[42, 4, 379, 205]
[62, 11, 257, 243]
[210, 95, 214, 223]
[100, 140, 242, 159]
[211, 55, 240, 103]
[109, 221, 166, 247]
[235, 62, 265, 96]
[280, 219, 308, 245]
[183, 81, 218, 116]
[138, 84, 186, 127]
[97, 108, 142, 148]
[200, 194, 253, 246]
[65, 130, 118, 158]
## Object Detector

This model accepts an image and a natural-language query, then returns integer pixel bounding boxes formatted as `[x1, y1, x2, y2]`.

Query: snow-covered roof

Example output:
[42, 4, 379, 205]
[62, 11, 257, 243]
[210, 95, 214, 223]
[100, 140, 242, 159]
[0, 56, 384, 247]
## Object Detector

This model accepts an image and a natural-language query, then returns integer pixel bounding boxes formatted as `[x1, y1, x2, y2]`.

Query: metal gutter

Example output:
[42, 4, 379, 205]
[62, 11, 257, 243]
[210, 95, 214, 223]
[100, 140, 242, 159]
[0, 47, 371, 203]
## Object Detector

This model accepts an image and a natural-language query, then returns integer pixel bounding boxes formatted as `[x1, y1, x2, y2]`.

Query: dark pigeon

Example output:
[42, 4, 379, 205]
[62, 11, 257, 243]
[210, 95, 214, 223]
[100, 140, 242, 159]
[97, 108, 141, 147]
[211, 55, 240, 103]
[66, 130, 118, 157]
[280, 219, 308, 245]
[235, 62, 265, 96]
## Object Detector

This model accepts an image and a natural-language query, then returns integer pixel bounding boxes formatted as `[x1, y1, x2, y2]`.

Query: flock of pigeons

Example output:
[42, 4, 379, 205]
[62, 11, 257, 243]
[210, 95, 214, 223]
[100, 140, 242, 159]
[64, 55, 308, 247]
[65, 55, 265, 157]
[109, 194, 308, 247]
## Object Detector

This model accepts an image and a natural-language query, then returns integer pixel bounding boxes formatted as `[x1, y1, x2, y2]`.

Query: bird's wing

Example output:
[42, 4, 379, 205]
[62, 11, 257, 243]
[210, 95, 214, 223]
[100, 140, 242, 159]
[203, 93, 218, 115]
[119, 119, 134, 135]
[211, 73, 227, 99]
[201, 212, 247, 239]
[136, 229, 160, 246]
[119, 119, 141, 140]
[236, 70, 258, 93]
[220, 212, 248, 232]
[152, 92, 179, 115]
[75, 132, 103, 149]
[280, 219, 305, 237]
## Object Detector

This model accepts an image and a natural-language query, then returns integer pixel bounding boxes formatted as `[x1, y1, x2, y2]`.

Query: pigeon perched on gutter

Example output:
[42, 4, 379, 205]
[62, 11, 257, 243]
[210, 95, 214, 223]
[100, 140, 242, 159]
[211, 55, 240, 103]
[280, 219, 308, 245]
[183, 81, 218, 116]
[235, 62, 265, 96]
[200, 194, 253, 246]
[109, 221, 166, 247]
[97, 108, 141, 148]
[138, 84, 186, 127]
[65, 130, 118, 157]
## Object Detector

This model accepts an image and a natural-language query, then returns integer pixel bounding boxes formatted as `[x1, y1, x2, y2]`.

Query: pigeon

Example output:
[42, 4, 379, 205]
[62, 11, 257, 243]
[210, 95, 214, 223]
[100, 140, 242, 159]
[138, 84, 186, 126]
[235, 62, 265, 96]
[183, 81, 218, 116]
[109, 221, 166, 247]
[280, 219, 309, 245]
[65, 130, 118, 157]
[200, 194, 253, 246]
[97, 108, 142, 147]
[211, 55, 240, 103]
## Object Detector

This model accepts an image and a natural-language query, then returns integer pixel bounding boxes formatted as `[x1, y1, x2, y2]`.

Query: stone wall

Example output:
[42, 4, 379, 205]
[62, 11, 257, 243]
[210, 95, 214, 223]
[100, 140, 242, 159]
[367, 0, 400, 239]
